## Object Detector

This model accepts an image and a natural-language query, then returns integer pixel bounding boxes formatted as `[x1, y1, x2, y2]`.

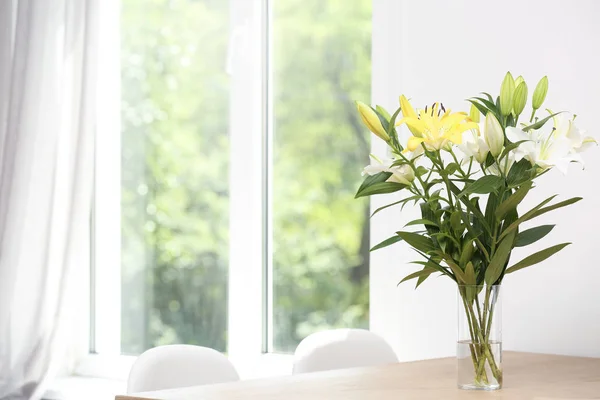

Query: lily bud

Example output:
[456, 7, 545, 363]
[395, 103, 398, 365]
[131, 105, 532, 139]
[515, 75, 525, 87]
[469, 104, 480, 123]
[512, 82, 528, 117]
[499, 71, 515, 116]
[484, 113, 504, 157]
[532, 76, 549, 110]
[356, 101, 390, 142]
[388, 164, 415, 185]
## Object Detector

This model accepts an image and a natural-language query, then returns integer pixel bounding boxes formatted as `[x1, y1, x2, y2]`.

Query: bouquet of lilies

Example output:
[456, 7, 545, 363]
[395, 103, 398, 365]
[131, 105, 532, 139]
[355, 72, 595, 386]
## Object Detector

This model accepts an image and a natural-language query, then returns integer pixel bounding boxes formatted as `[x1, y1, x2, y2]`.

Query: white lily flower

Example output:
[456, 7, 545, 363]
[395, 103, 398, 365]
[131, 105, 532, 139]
[506, 113, 596, 174]
[363, 157, 415, 185]
[458, 127, 489, 164]
[459, 114, 505, 164]
[506, 127, 572, 173]
[487, 151, 516, 177]
[552, 114, 597, 153]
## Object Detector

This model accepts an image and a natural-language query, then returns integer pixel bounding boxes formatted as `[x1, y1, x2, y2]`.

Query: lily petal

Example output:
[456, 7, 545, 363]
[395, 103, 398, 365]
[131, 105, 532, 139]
[405, 136, 426, 152]
[397, 117, 427, 136]
[399, 95, 418, 119]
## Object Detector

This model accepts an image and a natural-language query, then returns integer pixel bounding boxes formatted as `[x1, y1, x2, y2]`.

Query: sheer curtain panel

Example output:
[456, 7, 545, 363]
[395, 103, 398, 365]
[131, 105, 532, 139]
[0, 1, 99, 399]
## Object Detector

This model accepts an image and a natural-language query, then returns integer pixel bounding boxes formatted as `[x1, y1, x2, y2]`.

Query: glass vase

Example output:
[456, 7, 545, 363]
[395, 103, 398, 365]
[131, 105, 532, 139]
[457, 285, 502, 390]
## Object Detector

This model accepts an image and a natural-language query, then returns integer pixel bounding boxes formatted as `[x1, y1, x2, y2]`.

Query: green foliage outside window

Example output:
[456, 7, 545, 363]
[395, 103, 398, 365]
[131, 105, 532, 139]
[120, 0, 371, 355]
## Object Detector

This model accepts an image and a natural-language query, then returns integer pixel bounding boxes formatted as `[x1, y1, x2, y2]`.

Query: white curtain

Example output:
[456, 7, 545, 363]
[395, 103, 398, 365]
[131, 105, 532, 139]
[0, 1, 98, 399]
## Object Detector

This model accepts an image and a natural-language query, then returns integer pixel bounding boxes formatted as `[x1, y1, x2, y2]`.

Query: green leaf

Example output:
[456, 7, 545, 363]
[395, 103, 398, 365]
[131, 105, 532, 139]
[448, 181, 492, 235]
[502, 208, 519, 234]
[412, 251, 454, 279]
[371, 199, 404, 217]
[372, 106, 391, 132]
[495, 181, 532, 220]
[450, 177, 475, 184]
[419, 203, 441, 236]
[462, 175, 504, 195]
[499, 196, 582, 239]
[396, 231, 436, 253]
[386, 106, 404, 150]
[355, 182, 407, 198]
[529, 197, 583, 219]
[387, 106, 403, 130]
[356, 172, 391, 197]
[522, 112, 562, 132]
[370, 235, 403, 251]
[390, 159, 408, 167]
[436, 253, 467, 283]
[467, 99, 489, 117]
[450, 211, 463, 233]
[485, 191, 500, 232]
[459, 239, 476, 268]
[408, 261, 429, 266]
[505, 113, 515, 127]
[485, 230, 516, 285]
[507, 158, 534, 186]
[515, 225, 555, 247]
[505, 243, 571, 274]
[445, 163, 459, 175]
[482, 95, 498, 109]
[472, 96, 502, 121]
[405, 219, 439, 227]
[498, 195, 558, 240]
[464, 261, 476, 285]
[415, 166, 429, 177]
[398, 267, 437, 285]
[499, 140, 530, 161]
[431, 232, 461, 247]
[375, 105, 391, 122]
[371, 196, 420, 217]
[484, 152, 495, 168]
[415, 271, 431, 288]
[401, 196, 420, 211]
[481, 92, 494, 103]
[425, 179, 443, 192]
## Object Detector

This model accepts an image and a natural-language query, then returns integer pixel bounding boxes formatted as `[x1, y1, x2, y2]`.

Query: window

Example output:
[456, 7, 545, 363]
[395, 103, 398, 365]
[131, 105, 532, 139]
[120, 0, 231, 355]
[90, 0, 372, 362]
[270, 0, 372, 352]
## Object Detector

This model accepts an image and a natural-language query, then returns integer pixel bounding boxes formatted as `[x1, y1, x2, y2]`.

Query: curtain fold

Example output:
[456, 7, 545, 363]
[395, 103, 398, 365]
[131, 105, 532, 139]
[0, 1, 98, 399]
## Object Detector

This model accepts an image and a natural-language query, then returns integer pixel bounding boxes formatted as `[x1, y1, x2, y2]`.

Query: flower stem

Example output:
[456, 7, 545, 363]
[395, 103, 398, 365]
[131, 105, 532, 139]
[460, 289, 504, 387]
[473, 290, 502, 384]
[461, 296, 488, 385]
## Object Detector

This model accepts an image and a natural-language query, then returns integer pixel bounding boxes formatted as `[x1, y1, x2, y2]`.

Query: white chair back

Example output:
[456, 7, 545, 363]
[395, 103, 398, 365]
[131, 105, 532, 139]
[127, 344, 240, 393]
[292, 329, 398, 374]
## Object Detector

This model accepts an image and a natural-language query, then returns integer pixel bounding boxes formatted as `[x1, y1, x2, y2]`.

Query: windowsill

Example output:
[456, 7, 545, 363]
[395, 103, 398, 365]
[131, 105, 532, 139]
[46, 353, 293, 400]
[44, 376, 126, 400]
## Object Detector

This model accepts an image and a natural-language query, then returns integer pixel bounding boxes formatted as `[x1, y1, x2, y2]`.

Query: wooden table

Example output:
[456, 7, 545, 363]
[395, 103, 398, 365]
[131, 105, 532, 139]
[116, 352, 600, 400]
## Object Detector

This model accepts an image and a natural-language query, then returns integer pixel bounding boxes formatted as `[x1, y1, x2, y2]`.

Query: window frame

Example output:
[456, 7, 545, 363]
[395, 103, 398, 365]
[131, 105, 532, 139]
[226, 0, 272, 359]
[89, 0, 122, 357]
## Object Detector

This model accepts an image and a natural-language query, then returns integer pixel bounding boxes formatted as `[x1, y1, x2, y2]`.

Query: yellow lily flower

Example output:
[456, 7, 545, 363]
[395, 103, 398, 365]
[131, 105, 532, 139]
[399, 95, 421, 137]
[356, 101, 390, 142]
[395, 98, 478, 152]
